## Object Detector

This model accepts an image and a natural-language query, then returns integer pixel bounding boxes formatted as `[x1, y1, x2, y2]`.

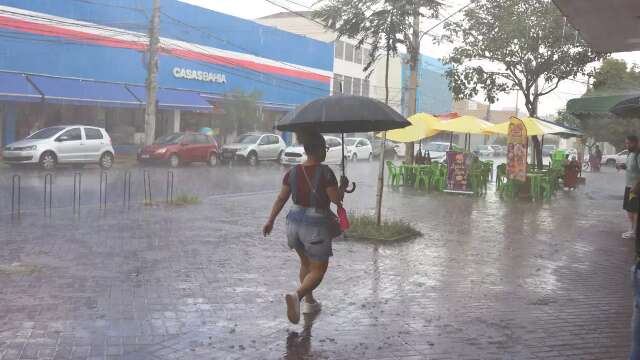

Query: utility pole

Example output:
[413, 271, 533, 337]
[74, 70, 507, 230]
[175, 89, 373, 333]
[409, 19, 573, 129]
[405, 10, 420, 165]
[144, 0, 160, 145]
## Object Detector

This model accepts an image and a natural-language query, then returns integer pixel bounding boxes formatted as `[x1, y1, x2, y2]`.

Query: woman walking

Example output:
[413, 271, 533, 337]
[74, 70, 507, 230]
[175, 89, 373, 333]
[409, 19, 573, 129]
[262, 131, 345, 324]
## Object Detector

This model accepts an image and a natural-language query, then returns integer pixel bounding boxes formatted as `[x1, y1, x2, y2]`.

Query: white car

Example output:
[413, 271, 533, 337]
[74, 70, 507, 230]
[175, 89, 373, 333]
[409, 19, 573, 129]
[280, 136, 346, 166]
[423, 142, 450, 162]
[3, 125, 115, 170]
[220, 132, 286, 166]
[344, 137, 373, 161]
[473, 145, 495, 157]
[602, 149, 628, 167]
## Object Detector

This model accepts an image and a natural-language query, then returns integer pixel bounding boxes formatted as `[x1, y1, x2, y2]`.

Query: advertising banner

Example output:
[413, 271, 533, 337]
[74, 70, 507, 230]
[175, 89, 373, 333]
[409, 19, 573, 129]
[446, 151, 470, 191]
[507, 117, 528, 182]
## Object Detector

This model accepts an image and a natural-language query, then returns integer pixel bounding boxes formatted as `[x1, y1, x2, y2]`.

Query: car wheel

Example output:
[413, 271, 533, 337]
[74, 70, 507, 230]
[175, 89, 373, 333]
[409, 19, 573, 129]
[277, 150, 284, 162]
[368, 152, 373, 161]
[606, 159, 616, 166]
[352, 154, 358, 162]
[169, 154, 180, 168]
[208, 153, 218, 167]
[39, 151, 57, 170]
[99, 152, 114, 170]
[247, 152, 258, 166]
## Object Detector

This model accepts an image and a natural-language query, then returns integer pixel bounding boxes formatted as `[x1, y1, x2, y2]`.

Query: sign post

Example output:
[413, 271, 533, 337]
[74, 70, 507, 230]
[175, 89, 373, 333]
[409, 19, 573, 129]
[507, 117, 528, 182]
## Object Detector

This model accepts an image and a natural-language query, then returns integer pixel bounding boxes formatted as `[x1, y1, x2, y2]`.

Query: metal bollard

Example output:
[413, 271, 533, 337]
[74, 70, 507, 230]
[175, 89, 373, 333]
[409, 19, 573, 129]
[143, 170, 152, 205]
[44, 173, 53, 216]
[166, 171, 174, 204]
[11, 174, 21, 217]
[99, 171, 108, 209]
[73, 172, 82, 215]
[123, 171, 132, 208]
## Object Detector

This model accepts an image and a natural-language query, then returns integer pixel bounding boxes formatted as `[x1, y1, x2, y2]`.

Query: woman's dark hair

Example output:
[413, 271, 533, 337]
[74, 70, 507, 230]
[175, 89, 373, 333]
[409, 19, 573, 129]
[298, 131, 326, 156]
[628, 135, 638, 143]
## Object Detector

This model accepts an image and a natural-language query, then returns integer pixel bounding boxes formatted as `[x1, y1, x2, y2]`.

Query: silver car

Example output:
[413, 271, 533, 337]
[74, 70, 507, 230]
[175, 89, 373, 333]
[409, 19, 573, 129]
[220, 133, 286, 166]
[3, 125, 115, 170]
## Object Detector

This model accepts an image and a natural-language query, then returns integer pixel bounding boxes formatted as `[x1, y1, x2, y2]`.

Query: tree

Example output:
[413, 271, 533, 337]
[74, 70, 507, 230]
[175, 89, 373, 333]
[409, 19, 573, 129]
[314, 0, 442, 225]
[220, 90, 262, 142]
[558, 59, 640, 150]
[314, 0, 444, 164]
[441, 0, 607, 168]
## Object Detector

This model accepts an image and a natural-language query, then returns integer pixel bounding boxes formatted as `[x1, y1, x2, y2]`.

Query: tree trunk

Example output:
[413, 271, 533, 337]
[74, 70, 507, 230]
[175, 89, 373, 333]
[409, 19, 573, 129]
[375, 49, 391, 226]
[144, 0, 160, 145]
[405, 11, 420, 164]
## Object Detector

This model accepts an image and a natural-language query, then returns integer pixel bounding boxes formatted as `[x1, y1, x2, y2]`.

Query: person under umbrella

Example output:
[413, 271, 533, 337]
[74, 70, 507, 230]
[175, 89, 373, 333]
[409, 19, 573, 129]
[262, 131, 347, 324]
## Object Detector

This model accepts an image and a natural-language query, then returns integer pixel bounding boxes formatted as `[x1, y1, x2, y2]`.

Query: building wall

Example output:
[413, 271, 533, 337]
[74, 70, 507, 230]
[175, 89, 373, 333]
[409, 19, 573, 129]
[401, 54, 453, 116]
[255, 13, 403, 113]
[0, 1, 333, 106]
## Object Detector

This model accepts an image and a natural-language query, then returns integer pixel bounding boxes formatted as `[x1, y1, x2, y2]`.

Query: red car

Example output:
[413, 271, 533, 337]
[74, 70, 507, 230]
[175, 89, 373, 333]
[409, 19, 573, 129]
[138, 132, 218, 167]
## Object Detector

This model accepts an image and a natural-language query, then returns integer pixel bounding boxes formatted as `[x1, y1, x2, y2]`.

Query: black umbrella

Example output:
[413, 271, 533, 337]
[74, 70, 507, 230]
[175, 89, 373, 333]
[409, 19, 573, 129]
[275, 96, 410, 192]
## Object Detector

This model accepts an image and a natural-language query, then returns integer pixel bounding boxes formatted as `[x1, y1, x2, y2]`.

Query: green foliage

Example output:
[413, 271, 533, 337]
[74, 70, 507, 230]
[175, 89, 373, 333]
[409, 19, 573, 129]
[441, 0, 607, 116]
[220, 90, 263, 138]
[173, 193, 201, 206]
[314, 0, 443, 73]
[346, 214, 421, 241]
[589, 58, 640, 95]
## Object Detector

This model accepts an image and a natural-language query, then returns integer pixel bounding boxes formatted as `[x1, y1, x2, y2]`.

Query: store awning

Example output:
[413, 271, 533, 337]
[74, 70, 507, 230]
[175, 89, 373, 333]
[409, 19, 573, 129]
[127, 86, 214, 112]
[28, 75, 141, 108]
[0, 72, 42, 102]
[566, 94, 640, 115]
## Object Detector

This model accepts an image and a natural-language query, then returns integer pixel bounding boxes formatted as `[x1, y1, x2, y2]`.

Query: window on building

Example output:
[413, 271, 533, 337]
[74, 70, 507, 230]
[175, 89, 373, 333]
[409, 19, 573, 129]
[362, 79, 370, 97]
[334, 40, 344, 59]
[344, 43, 354, 62]
[84, 128, 103, 140]
[352, 78, 361, 96]
[343, 76, 352, 95]
[333, 74, 343, 95]
[354, 47, 363, 64]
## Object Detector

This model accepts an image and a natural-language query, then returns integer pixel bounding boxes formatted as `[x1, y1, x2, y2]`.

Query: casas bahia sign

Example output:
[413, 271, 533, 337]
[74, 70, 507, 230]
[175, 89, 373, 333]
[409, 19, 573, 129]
[172, 67, 227, 84]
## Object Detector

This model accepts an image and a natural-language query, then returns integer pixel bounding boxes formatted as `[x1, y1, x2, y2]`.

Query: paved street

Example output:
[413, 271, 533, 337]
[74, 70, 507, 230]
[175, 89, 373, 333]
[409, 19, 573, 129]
[0, 162, 635, 359]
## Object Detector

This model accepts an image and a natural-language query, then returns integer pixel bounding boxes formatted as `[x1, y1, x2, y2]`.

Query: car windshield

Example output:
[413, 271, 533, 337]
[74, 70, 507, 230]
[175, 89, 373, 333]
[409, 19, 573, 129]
[26, 127, 66, 139]
[237, 135, 260, 144]
[344, 139, 357, 146]
[155, 133, 184, 145]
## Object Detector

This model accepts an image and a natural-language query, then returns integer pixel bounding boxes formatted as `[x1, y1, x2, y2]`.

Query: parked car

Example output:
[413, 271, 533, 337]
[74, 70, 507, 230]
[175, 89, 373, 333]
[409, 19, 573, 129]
[473, 145, 495, 157]
[220, 133, 286, 166]
[423, 142, 450, 162]
[542, 144, 557, 157]
[489, 144, 504, 156]
[344, 137, 373, 161]
[280, 136, 345, 166]
[602, 149, 629, 166]
[3, 125, 114, 170]
[138, 132, 218, 167]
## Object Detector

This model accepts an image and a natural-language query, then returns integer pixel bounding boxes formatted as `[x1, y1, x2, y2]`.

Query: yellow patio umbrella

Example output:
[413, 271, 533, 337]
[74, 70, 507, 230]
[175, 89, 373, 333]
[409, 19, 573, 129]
[432, 115, 494, 134]
[485, 117, 571, 136]
[379, 112, 440, 143]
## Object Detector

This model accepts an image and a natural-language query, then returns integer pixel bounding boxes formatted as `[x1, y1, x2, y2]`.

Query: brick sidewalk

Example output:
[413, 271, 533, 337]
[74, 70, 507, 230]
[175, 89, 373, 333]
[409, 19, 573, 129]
[0, 166, 634, 359]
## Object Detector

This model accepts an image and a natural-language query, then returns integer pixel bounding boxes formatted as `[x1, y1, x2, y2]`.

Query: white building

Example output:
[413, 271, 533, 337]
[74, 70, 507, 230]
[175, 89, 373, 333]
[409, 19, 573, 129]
[256, 12, 403, 113]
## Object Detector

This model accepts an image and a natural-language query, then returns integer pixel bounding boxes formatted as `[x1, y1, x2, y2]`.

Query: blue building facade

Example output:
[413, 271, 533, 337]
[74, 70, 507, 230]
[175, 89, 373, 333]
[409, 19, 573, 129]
[401, 54, 453, 116]
[0, 0, 332, 145]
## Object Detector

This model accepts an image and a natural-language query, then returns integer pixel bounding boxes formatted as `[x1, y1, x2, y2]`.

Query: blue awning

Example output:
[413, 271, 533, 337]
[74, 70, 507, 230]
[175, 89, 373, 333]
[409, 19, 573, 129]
[28, 75, 142, 108]
[0, 72, 42, 102]
[127, 86, 214, 112]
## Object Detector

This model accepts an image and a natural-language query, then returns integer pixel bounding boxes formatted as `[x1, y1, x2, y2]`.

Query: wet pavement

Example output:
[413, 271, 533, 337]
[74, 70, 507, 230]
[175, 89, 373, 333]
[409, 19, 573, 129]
[0, 162, 635, 359]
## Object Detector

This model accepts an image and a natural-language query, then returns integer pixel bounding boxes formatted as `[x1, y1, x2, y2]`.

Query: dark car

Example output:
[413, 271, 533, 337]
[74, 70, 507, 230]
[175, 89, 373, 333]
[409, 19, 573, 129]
[138, 132, 218, 167]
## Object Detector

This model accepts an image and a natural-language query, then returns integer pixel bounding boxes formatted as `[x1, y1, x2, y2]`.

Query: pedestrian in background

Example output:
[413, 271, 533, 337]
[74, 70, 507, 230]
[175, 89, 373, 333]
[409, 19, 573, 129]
[263, 131, 346, 324]
[619, 135, 640, 239]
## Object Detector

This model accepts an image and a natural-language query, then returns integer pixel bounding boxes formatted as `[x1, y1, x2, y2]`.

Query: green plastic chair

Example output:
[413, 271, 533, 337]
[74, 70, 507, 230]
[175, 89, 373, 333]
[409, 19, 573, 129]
[386, 160, 402, 186]
[415, 166, 433, 192]
[431, 163, 448, 191]
[496, 163, 507, 189]
[500, 178, 522, 199]
[540, 175, 554, 200]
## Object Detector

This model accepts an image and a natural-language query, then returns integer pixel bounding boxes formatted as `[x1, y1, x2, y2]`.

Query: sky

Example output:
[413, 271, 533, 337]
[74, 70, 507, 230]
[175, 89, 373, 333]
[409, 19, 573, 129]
[180, 0, 640, 118]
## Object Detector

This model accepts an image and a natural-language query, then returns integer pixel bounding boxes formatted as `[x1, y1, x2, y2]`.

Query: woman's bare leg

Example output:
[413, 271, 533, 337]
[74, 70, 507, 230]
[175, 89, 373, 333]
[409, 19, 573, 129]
[295, 256, 328, 302]
[296, 249, 318, 304]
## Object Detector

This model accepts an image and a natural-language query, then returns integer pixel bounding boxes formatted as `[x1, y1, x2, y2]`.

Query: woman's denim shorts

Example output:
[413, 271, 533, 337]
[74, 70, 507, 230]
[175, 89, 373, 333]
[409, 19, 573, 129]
[286, 205, 333, 262]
